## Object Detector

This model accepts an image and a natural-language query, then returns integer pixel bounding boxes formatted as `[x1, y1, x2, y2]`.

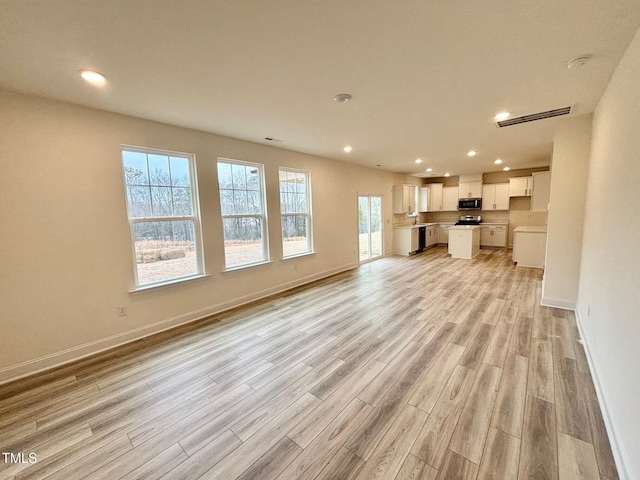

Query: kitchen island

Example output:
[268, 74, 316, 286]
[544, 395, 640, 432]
[448, 225, 481, 259]
[513, 225, 547, 268]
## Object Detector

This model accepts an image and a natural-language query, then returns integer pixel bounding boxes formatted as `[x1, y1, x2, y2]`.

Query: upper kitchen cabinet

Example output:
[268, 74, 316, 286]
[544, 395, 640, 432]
[442, 186, 459, 211]
[482, 183, 510, 210]
[419, 183, 443, 212]
[509, 176, 533, 197]
[458, 181, 482, 199]
[531, 171, 551, 211]
[393, 184, 418, 214]
[429, 183, 443, 211]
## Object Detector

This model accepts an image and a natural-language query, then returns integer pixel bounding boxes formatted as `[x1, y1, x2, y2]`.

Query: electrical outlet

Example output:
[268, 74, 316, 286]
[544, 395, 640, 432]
[117, 306, 127, 317]
[587, 304, 591, 317]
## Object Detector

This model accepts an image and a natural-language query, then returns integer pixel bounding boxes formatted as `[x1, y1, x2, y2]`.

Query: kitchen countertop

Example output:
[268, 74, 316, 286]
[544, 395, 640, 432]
[393, 223, 438, 229]
[513, 226, 547, 233]
[394, 222, 508, 229]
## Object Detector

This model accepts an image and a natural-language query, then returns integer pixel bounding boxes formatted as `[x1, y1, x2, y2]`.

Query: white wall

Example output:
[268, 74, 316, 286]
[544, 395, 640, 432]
[0, 90, 409, 382]
[577, 28, 640, 480]
[542, 114, 592, 308]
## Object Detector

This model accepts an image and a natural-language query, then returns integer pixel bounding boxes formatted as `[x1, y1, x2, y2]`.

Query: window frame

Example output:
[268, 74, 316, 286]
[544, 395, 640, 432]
[121, 145, 205, 290]
[278, 167, 313, 258]
[217, 157, 270, 270]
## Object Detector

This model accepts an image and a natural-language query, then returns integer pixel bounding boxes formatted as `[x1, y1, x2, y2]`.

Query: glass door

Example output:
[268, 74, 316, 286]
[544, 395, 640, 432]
[358, 195, 383, 262]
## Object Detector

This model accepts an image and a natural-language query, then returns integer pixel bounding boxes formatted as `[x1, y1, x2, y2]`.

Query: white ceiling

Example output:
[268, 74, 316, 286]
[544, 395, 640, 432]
[1, 1, 639, 176]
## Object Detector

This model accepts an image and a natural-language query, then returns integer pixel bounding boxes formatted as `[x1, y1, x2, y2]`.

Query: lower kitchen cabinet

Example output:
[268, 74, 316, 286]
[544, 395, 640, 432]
[513, 226, 547, 268]
[426, 226, 438, 247]
[393, 227, 418, 255]
[437, 224, 453, 244]
[394, 224, 440, 255]
[394, 223, 456, 254]
[480, 224, 507, 247]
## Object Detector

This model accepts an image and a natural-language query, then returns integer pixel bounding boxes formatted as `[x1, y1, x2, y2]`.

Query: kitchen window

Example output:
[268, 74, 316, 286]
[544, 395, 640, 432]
[217, 159, 269, 269]
[279, 168, 313, 257]
[121, 146, 204, 288]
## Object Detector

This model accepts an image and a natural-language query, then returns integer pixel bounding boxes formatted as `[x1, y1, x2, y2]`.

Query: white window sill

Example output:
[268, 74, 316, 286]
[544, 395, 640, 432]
[129, 274, 211, 294]
[222, 260, 273, 273]
[281, 251, 316, 261]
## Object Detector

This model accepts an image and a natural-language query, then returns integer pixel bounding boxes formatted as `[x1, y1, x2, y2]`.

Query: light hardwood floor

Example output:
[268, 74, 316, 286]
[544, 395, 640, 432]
[0, 247, 618, 479]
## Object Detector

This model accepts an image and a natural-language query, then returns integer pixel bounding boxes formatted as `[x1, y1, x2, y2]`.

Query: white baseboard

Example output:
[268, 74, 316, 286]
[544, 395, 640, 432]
[540, 296, 576, 310]
[574, 309, 629, 480]
[0, 262, 358, 385]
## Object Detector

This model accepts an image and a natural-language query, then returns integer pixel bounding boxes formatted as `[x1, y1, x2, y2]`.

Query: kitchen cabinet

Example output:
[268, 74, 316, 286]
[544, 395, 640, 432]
[411, 228, 419, 252]
[482, 183, 510, 210]
[458, 181, 482, 199]
[418, 183, 443, 212]
[513, 226, 547, 268]
[509, 176, 533, 197]
[393, 226, 419, 255]
[480, 224, 507, 247]
[393, 184, 418, 213]
[442, 187, 459, 211]
[531, 171, 551, 211]
[426, 225, 438, 247]
[394, 224, 439, 255]
[438, 224, 453, 244]
[429, 183, 443, 211]
[418, 187, 428, 212]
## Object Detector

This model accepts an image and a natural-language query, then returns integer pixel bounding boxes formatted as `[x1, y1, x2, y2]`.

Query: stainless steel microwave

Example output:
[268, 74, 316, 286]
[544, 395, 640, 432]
[458, 198, 482, 210]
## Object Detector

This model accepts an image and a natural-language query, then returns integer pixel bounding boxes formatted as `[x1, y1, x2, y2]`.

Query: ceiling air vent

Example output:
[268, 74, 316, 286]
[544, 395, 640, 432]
[495, 106, 572, 128]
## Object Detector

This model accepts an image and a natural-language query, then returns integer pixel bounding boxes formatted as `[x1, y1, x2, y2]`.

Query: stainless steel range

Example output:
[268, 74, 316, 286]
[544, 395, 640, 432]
[455, 215, 482, 225]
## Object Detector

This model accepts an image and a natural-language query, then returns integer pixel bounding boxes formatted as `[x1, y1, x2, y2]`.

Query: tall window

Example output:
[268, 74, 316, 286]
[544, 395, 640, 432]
[121, 147, 203, 288]
[279, 168, 312, 257]
[217, 159, 268, 269]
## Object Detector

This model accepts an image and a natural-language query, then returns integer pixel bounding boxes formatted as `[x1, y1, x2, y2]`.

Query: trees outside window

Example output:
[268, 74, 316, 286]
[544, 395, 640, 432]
[279, 168, 312, 257]
[122, 147, 203, 287]
[217, 159, 268, 268]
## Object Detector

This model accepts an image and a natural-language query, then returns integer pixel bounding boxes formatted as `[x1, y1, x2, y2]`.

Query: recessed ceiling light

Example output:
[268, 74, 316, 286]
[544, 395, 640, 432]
[494, 159, 503, 164]
[415, 158, 423, 164]
[494, 111, 510, 121]
[343, 145, 353, 153]
[444, 172, 450, 177]
[467, 150, 478, 157]
[503, 166, 510, 171]
[426, 167, 433, 173]
[79, 69, 107, 85]
[334, 93, 352, 103]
